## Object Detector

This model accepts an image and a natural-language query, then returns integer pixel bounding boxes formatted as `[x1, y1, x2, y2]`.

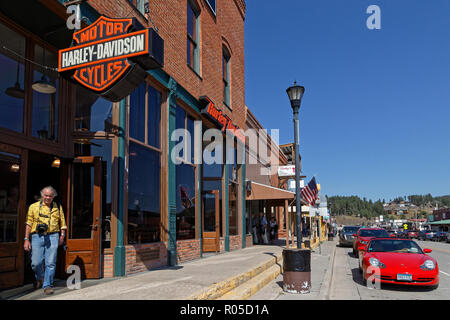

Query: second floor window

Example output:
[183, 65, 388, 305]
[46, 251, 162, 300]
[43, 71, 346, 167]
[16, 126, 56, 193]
[187, 0, 200, 74]
[205, 0, 216, 14]
[128, 0, 148, 16]
[223, 46, 231, 107]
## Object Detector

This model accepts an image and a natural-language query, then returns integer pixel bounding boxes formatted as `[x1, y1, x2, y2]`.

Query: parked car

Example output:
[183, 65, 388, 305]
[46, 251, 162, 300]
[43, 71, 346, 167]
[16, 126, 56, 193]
[408, 230, 419, 239]
[447, 233, 450, 243]
[339, 226, 361, 247]
[398, 230, 410, 239]
[352, 228, 390, 256]
[385, 230, 398, 238]
[418, 230, 436, 241]
[432, 231, 448, 242]
[358, 238, 439, 289]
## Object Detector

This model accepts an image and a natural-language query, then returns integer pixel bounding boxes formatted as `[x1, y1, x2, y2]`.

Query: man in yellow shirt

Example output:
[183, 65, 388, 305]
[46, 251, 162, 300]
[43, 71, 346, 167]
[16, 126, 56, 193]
[24, 186, 67, 295]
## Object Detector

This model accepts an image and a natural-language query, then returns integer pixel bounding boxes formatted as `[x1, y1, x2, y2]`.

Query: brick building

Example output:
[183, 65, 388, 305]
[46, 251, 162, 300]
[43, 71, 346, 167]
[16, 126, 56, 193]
[0, 0, 248, 289]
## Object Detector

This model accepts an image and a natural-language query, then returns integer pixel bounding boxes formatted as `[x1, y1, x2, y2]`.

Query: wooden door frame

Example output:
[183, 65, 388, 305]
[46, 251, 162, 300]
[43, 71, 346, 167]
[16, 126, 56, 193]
[0, 143, 27, 289]
[202, 189, 220, 253]
[65, 156, 102, 279]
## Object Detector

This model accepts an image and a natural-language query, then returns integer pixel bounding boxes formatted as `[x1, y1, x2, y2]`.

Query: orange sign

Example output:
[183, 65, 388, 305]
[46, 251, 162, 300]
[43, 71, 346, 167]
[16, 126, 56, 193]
[200, 96, 245, 144]
[58, 16, 163, 100]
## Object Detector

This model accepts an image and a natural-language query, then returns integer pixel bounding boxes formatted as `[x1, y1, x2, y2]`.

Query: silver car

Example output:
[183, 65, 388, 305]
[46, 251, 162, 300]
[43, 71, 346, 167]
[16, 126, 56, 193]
[338, 226, 360, 247]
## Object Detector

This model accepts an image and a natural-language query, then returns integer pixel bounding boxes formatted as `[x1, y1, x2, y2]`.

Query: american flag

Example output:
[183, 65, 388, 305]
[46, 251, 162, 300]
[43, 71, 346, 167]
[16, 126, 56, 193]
[301, 177, 319, 206]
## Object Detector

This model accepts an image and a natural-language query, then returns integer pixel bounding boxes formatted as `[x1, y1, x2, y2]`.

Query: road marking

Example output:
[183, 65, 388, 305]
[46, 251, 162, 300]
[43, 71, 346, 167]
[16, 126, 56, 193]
[440, 271, 450, 277]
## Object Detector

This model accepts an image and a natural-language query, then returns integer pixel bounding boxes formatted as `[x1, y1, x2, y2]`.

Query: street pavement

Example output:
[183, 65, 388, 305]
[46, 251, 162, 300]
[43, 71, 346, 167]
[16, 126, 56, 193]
[12, 235, 449, 301]
[250, 237, 337, 300]
[14, 241, 286, 300]
[328, 239, 450, 300]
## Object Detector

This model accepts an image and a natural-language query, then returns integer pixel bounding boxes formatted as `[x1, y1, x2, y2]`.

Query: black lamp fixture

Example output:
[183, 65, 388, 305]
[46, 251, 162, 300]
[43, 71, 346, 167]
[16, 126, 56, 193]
[5, 59, 25, 99]
[286, 81, 305, 111]
[32, 44, 56, 94]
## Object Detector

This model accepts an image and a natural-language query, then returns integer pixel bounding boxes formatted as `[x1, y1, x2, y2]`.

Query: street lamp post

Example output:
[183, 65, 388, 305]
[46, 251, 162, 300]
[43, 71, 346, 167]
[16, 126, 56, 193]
[282, 82, 311, 295]
[286, 81, 305, 249]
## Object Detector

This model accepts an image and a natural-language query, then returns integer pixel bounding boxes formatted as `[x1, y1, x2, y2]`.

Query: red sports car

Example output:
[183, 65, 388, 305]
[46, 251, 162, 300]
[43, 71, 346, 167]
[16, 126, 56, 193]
[352, 228, 390, 256]
[358, 238, 439, 288]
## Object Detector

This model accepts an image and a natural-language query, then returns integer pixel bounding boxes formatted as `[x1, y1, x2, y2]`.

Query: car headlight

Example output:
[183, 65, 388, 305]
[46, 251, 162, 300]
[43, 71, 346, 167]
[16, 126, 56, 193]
[369, 258, 386, 269]
[420, 260, 435, 271]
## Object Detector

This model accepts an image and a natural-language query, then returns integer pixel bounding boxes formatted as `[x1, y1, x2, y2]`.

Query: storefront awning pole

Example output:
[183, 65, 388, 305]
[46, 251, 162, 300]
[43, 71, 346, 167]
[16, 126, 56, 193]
[168, 78, 178, 266]
[114, 98, 126, 276]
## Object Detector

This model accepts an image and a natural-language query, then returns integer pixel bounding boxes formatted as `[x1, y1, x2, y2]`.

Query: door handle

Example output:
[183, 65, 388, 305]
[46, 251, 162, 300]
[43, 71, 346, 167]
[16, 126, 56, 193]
[90, 224, 98, 231]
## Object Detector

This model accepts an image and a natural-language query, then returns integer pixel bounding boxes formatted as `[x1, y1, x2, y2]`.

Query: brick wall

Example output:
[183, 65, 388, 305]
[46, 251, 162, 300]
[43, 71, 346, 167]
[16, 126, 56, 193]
[125, 242, 168, 275]
[88, 0, 246, 129]
[176, 239, 201, 263]
[229, 235, 241, 251]
[246, 234, 253, 248]
[103, 250, 114, 278]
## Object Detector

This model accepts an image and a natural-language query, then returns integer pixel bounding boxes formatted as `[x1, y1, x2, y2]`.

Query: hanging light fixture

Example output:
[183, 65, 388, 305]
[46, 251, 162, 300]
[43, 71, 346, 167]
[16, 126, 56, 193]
[5, 59, 25, 99]
[51, 157, 61, 168]
[32, 44, 56, 94]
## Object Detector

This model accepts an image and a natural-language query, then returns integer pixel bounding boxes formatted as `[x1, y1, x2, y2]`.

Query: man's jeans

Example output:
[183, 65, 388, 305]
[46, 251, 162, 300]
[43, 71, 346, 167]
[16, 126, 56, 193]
[31, 233, 59, 289]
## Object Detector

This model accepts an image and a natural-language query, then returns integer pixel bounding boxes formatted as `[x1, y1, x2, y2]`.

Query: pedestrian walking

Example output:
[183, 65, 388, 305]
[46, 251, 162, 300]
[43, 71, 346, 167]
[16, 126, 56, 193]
[259, 213, 268, 244]
[269, 216, 278, 244]
[23, 186, 67, 295]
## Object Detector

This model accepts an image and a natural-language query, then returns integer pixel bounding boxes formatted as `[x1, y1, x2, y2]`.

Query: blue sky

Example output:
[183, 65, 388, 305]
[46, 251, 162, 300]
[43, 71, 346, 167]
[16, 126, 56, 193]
[244, 0, 450, 201]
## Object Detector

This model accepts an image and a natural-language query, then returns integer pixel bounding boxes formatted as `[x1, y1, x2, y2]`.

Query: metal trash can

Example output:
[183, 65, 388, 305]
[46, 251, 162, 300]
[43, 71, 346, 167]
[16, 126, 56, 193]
[282, 248, 311, 294]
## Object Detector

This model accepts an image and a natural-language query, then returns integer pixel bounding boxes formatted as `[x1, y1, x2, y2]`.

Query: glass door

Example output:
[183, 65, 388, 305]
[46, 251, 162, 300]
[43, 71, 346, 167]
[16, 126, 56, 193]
[202, 190, 220, 253]
[0, 147, 25, 289]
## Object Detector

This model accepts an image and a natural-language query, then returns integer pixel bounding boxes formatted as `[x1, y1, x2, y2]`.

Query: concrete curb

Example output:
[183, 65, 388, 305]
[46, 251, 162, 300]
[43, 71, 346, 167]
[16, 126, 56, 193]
[186, 252, 283, 300]
[317, 241, 337, 300]
[218, 260, 283, 300]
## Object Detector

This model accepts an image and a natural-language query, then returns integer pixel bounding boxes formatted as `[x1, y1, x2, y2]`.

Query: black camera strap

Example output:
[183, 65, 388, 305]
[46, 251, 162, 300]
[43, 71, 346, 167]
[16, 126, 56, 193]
[37, 200, 59, 229]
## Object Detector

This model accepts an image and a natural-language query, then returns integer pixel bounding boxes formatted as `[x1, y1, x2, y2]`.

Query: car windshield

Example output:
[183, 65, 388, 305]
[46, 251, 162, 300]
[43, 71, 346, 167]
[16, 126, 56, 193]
[368, 240, 423, 254]
[359, 229, 389, 238]
[343, 227, 359, 233]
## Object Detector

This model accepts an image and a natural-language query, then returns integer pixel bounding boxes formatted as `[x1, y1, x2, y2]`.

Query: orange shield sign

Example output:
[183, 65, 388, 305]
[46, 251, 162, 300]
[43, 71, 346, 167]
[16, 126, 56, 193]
[59, 16, 156, 94]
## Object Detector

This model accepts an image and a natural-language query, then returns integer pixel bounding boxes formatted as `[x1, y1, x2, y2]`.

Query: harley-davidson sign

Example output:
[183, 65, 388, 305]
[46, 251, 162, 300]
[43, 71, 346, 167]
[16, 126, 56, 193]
[200, 96, 245, 144]
[59, 16, 163, 102]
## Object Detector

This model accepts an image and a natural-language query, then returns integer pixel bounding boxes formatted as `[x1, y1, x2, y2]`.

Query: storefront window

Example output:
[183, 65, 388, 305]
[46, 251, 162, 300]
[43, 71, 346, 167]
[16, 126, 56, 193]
[0, 152, 20, 243]
[229, 181, 238, 236]
[32, 45, 59, 141]
[130, 83, 161, 147]
[203, 179, 222, 237]
[176, 163, 195, 240]
[130, 82, 146, 142]
[128, 83, 162, 244]
[176, 105, 195, 163]
[74, 87, 112, 133]
[148, 86, 161, 148]
[128, 142, 160, 244]
[0, 24, 25, 133]
[228, 144, 239, 236]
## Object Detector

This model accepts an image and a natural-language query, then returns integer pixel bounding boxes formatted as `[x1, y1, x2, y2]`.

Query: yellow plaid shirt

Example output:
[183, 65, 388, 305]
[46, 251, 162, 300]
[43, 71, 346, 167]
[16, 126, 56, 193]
[26, 201, 67, 234]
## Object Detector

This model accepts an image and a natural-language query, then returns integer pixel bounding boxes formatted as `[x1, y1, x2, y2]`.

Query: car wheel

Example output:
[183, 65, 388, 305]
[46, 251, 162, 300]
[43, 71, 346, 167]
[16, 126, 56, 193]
[430, 283, 439, 290]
